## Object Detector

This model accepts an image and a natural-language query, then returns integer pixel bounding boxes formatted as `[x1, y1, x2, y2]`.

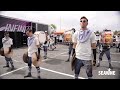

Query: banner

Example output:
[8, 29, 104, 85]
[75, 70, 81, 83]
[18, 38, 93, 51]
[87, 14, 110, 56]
[0, 16, 31, 33]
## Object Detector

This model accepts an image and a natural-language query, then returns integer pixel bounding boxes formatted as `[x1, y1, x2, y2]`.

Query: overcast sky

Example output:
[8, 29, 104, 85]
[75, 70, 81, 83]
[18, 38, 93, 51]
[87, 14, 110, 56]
[0, 11, 120, 32]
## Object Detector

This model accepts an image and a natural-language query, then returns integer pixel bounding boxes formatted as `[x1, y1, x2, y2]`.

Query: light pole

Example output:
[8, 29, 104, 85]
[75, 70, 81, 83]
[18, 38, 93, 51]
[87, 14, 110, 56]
[60, 16, 61, 31]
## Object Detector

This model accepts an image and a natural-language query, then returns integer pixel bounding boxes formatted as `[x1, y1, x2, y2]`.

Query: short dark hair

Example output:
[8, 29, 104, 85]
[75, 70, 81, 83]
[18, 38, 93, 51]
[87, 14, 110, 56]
[26, 29, 33, 33]
[4, 31, 9, 35]
[72, 28, 75, 32]
[80, 16, 88, 22]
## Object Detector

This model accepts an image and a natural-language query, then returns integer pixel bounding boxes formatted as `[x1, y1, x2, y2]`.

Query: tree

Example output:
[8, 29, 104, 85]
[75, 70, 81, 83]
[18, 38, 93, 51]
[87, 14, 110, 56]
[95, 31, 100, 34]
[50, 24, 57, 30]
[114, 30, 118, 35]
[48, 24, 57, 34]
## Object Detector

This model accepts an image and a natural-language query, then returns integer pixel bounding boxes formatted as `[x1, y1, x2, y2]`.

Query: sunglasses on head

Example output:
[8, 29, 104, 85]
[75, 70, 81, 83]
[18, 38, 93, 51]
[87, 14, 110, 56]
[80, 20, 87, 23]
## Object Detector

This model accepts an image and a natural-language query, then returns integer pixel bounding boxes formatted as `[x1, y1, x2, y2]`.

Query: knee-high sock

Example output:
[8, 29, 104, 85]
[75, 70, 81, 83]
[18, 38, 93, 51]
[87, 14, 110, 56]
[5, 56, 9, 66]
[36, 67, 40, 76]
[9, 58, 14, 67]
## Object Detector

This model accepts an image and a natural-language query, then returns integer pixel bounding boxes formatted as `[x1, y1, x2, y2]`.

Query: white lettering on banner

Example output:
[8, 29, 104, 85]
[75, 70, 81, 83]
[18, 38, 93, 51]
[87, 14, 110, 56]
[98, 68, 116, 75]
[11, 24, 16, 32]
[5, 24, 10, 31]
[18, 25, 23, 32]
[22, 26, 27, 33]
[4, 24, 27, 33]
[14, 25, 19, 31]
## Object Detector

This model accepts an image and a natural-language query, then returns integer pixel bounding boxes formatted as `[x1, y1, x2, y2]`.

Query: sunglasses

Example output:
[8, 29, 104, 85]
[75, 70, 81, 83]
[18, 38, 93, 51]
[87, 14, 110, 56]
[80, 20, 87, 23]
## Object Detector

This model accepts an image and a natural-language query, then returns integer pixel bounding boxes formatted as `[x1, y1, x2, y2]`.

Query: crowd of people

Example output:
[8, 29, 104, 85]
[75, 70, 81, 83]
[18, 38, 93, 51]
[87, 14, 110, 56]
[0, 16, 120, 79]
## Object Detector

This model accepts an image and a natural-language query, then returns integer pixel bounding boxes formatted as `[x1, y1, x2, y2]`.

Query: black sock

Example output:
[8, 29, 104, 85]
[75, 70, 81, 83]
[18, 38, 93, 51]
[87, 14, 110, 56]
[36, 67, 40, 76]
[28, 66, 32, 74]
[92, 49, 96, 61]
[5, 57, 9, 66]
[9, 58, 14, 67]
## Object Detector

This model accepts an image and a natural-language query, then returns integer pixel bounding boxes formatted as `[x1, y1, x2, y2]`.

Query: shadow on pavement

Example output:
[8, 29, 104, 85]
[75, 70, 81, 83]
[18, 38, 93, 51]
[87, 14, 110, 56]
[45, 58, 64, 65]
[6, 67, 17, 72]
[12, 69, 26, 75]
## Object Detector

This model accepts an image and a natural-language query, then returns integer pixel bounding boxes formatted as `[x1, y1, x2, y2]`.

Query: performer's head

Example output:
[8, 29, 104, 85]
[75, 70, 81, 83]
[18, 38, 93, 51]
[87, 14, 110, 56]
[45, 31, 48, 35]
[72, 28, 76, 33]
[26, 29, 33, 37]
[4, 32, 9, 38]
[80, 16, 88, 29]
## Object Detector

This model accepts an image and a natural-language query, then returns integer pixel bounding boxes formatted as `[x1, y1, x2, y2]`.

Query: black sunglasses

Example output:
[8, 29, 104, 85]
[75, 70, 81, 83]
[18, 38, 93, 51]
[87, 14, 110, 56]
[80, 20, 87, 23]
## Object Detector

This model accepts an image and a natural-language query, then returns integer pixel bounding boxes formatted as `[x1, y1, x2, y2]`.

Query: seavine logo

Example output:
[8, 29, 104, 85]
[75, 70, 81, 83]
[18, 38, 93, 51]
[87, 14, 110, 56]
[98, 68, 116, 75]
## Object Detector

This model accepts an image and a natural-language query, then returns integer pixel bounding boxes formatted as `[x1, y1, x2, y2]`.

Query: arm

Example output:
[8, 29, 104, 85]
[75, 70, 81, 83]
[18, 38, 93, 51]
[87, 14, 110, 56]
[9, 38, 13, 53]
[2, 38, 8, 44]
[72, 32, 77, 55]
[91, 33, 97, 61]
[72, 43, 77, 55]
[36, 38, 41, 60]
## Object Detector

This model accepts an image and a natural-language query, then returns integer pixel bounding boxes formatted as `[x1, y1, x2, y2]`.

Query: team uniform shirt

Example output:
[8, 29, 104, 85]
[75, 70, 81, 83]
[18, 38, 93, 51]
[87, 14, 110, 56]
[43, 35, 50, 47]
[116, 36, 120, 42]
[59, 35, 63, 41]
[27, 35, 39, 57]
[73, 30, 96, 60]
[95, 35, 100, 41]
[50, 37, 55, 45]
[2, 37, 13, 48]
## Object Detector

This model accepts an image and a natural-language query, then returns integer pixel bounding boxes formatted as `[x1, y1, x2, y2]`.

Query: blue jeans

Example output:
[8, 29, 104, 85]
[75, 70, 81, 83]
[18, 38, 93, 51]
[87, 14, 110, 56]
[68, 44, 73, 55]
[28, 57, 32, 67]
[43, 46, 48, 52]
[99, 48, 111, 61]
[75, 59, 93, 78]
[43, 46, 47, 57]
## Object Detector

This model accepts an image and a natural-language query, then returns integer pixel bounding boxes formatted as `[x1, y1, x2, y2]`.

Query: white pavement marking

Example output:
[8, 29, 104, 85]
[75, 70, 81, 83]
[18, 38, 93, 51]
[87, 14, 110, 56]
[111, 52, 120, 55]
[102, 60, 120, 63]
[40, 67, 86, 79]
[42, 52, 67, 62]
[0, 66, 28, 77]
[96, 59, 120, 63]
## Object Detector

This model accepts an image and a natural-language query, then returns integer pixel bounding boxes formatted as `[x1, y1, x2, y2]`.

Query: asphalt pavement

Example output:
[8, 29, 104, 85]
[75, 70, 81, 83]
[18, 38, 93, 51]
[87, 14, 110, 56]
[0, 44, 120, 79]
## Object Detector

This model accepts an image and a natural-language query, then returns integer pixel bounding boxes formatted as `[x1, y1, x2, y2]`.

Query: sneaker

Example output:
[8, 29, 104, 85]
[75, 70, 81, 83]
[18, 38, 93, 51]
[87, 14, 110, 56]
[24, 72, 32, 78]
[44, 56, 47, 59]
[88, 77, 93, 79]
[65, 59, 70, 62]
[93, 60, 96, 66]
[11, 66, 15, 71]
[109, 64, 113, 69]
[75, 77, 78, 79]
[3, 65, 9, 68]
[44, 57, 47, 59]
[38, 76, 41, 79]
[97, 63, 100, 67]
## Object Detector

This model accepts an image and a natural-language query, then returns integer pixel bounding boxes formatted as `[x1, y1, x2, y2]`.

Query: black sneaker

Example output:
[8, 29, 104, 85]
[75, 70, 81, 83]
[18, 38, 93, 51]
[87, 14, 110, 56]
[109, 64, 113, 69]
[97, 63, 100, 67]
[24, 73, 32, 78]
[65, 59, 70, 62]
[75, 77, 78, 79]
[44, 57, 47, 59]
[38, 76, 41, 79]
[3, 65, 9, 68]
[93, 60, 96, 66]
[11, 66, 15, 71]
